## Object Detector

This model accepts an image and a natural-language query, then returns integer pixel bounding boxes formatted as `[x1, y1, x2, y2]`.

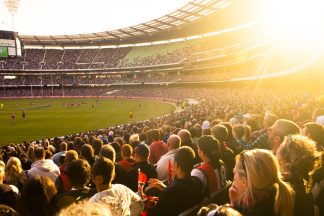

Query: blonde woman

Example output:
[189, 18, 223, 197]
[276, 135, 318, 216]
[229, 149, 294, 216]
[5, 157, 27, 192]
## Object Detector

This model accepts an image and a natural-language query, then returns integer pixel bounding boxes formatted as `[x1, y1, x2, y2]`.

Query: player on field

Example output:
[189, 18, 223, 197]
[22, 110, 26, 120]
[11, 112, 15, 124]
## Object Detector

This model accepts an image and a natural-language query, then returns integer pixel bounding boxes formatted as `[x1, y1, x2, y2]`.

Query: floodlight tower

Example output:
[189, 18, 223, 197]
[3, 0, 21, 30]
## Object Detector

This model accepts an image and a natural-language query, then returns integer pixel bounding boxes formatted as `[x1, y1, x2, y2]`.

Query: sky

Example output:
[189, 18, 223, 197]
[0, 0, 189, 35]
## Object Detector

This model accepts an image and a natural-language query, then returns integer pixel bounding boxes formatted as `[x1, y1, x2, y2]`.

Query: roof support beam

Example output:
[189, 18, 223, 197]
[104, 31, 120, 40]
[118, 29, 134, 37]
[177, 9, 205, 18]
[49, 36, 59, 45]
[130, 27, 149, 36]
[142, 24, 162, 31]
[189, 2, 216, 10]
[153, 19, 177, 27]
[165, 15, 189, 23]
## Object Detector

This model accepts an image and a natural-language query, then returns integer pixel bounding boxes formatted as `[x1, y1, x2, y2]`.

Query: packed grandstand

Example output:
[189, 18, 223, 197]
[1, 0, 324, 215]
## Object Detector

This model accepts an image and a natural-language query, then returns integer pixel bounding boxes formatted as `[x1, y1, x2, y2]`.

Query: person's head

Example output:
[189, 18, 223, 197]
[211, 125, 228, 144]
[150, 129, 161, 141]
[268, 119, 300, 154]
[5, 157, 25, 186]
[302, 122, 324, 150]
[59, 142, 67, 152]
[219, 122, 233, 141]
[99, 145, 116, 162]
[167, 134, 181, 151]
[244, 125, 251, 142]
[43, 140, 50, 149]
[232, 124, 245, 140]
[114, 137, 124, 147]
[66, 159, 91, 189]
[80, 144, 94, 160]
[121, 144, 132, 160]
[33, 147, 45, 161]
[233, 149, 294, 216]
[263, 114, 278, 129]
[18, 176, 57, 216]
[91, 158, 115, 192]
[134, 144, 150, 162]
[174, 146, 196, 178]
[177, 129, 191, 146]
[92, 139, 103, 156]
[64, 150, 78, 166]
[194, 124, 203, 138]
[26, 146, 34, 161]
[129, 134, 140, 144]
[58, 201, 112, 216]
[67, 142, 74, 151]
[197, 135, 221, 168]
[110, 142, 121, 157]
[276, 134, 318, 186]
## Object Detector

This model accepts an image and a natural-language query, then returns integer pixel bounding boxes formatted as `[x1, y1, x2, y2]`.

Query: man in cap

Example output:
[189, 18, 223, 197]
[126, 144, 157, 192]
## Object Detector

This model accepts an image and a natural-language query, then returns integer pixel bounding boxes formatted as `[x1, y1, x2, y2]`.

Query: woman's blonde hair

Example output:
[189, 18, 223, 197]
[5, 157, 26, 186]
[236, 149, 294, 216]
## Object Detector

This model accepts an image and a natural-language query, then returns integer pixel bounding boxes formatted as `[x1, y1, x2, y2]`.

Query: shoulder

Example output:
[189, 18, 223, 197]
[191, 168, 205, 178]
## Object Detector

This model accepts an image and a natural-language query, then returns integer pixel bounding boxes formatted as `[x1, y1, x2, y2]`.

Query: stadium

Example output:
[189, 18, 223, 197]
[0, 0, 324, 215]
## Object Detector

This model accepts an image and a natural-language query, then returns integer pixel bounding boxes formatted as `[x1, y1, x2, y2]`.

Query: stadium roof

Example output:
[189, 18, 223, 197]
[19, 0, 233, 47]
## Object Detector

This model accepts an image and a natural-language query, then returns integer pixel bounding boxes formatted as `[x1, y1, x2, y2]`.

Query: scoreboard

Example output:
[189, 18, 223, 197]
[0, 30, 22, 58]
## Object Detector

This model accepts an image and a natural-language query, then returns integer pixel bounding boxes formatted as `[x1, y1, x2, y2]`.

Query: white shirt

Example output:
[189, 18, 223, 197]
[90, 184, 143, 216]
[156, 149, 176, 181]
[28, 159, 60, 183]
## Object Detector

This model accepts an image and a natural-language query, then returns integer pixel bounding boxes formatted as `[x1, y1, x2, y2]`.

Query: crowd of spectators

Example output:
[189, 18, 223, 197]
[0, 32, 267, 71]
[0, 85, 324, 215]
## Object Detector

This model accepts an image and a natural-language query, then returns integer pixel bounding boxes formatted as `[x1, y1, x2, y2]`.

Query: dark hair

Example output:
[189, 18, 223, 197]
[233, 125, 245, 139]
[33, 147, 45, 160]
[211, 125, 228, 143]
[174, 146, 195, 175]
[110, 142, 121, 154]
[219, 122, 233, 141]
[80, 144, 94, 161]
[92, 158, 115, 185]
[197, 135, 222, 169]
[66, 159, 91, 188]
[67, 142, 74, 151]
[304, 122, 324, 150]
[99, 145, 116, 162]
[150, 129, 161, 141]
[202, 129, 211, 136]
[194, 124, 203, 138]
[18, 176, 57, 216]
[92, 139, 103, 156]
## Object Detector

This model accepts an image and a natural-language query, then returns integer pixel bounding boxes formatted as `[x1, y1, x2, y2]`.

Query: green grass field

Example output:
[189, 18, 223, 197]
[0, 98, 175, 146]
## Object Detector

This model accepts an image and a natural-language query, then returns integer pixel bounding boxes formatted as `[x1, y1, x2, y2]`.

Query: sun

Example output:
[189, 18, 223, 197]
[263, 0, 324, 47]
